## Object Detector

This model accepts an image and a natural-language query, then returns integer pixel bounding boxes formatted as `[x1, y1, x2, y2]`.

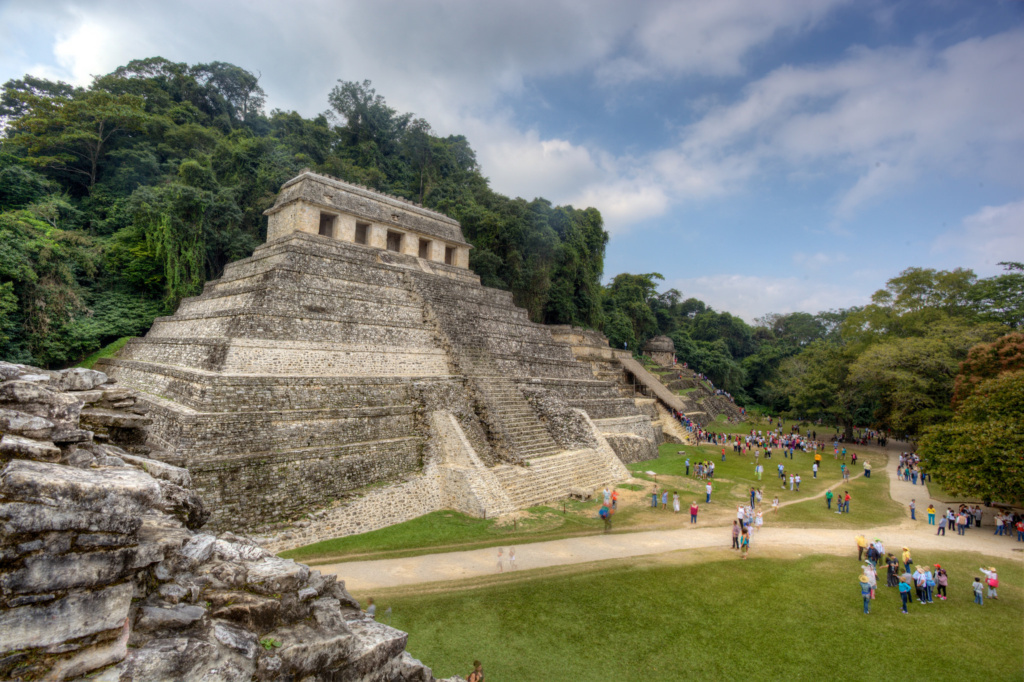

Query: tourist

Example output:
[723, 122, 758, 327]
[365, 597, 376, 619]
[611, 488, 619, 511]
[795, 473, 801, 491]
[740, 528, 750, 559]
[690, 501, 699, 523]
[936, 514, 947, 536]
[843, 491, 851, 513]
[926, 504, 936, 525]
[864, 562, 878, 599]
[467, 660, 485, 682]
[863, 461, 871, 478]
[973, 506, 982, 528]
[914, 566, 927, 604]
[957, 510, 968, 535]
[789, 473, 795, 491]
[651, 488, 658, 508]
[825, 489, 834, 510]
[902, 547, 913, 572]
[886, 554, 899, 588]
[685, 457, 690, 476]
[755, 510, 763, 531]
[993, 514, 1004, 536]
[935, 565, 947, 600]
[662, 490, 669, 510]
[973, 577, 984, 605]
[706, 481, 713, 504]
[899, 577, 912, 613]
[859, 574, 871, 614]
[772, 496, 779, 513]
[910, 499, 916, 521]
[497, 547, 504, 572]
[980, 567, 998, 600]
[599, 504, 612, 533]
[672, 491, 680, 513]
[856, 534, 867, 561]
[812, 462, 818, 478]
[731, 521, 740, 549]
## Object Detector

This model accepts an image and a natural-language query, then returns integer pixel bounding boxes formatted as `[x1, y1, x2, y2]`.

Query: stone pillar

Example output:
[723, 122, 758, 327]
[335, 214, 356, 243]
[266, 201, 320, 242]
[427, 240, 445, 263]
[454, 246, 470, 269]
[400, 231, 418, 257]
[368, 224, 387, 250]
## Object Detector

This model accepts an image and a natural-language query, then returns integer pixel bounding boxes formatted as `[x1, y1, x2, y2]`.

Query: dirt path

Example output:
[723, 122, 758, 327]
[321, 453, 1022, 591]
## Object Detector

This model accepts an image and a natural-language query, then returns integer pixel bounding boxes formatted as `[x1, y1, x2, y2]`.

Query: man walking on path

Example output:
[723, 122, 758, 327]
[731, 521, 740, 549]
[910, 499, 916, 521]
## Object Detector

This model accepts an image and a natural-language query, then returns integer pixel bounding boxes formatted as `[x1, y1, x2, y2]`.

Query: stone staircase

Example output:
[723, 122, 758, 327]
[491, 448, 626, 509]
[460, 349, 561, 460]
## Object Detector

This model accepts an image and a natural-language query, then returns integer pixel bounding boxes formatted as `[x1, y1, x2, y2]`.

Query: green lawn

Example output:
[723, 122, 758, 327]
[281, 505, 622, 564]
[773, 467, 906, 528]
[377, 550, 1023, 681]
[631, 442, 869, 509]
[77, 336, 132, 369]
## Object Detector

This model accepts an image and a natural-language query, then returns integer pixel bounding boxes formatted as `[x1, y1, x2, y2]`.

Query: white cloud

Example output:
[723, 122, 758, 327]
[932, 199, 1024, 275]
[668, 273, 870, 322]
[597, 0, 850, 83]
[675, 30, 1024, 219]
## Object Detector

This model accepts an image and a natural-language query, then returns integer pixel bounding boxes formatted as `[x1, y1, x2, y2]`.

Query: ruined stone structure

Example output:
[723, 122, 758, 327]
[99, 171, 653, 543]
[641, 335, 675, 366]
[0, 361, 450, 681]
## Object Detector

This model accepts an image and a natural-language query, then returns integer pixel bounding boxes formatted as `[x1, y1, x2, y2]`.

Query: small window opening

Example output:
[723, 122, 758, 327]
[445, 246, 455, 265]
[355, 222, 369, 245]
[386, 231, 402, 252]
[318, 213, 336, 238]
[418, 238, 430, 259]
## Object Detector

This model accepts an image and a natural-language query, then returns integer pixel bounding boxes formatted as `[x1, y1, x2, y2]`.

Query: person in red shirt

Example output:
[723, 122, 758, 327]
[844, 491, 852, 513]
[690, 502, 699, 524]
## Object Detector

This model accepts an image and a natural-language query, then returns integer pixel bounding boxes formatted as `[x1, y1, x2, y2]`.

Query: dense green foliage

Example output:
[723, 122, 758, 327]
[597, 266, 1019, 441]
[0, 60, 607, 366]
[919, 333, 1024, 503]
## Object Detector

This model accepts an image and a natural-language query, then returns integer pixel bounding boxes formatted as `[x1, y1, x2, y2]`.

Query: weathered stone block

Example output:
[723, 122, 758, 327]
[0, 582, 132, 654]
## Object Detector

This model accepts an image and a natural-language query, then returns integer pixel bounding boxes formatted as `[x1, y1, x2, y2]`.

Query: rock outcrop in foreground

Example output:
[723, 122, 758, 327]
[0, 362, 448, 681]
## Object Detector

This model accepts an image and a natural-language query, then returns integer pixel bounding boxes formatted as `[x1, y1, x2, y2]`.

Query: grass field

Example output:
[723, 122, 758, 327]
[77, 336, 131, 369]
[374, 550, 1023, 681]
[282, 505, 613, 564]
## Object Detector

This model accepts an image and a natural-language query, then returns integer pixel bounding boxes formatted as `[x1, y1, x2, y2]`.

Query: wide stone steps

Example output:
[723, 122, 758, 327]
[491, 449, 622, 508]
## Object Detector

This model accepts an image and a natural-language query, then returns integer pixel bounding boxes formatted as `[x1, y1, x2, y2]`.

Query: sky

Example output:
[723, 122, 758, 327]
[1, 0, 1023, 322]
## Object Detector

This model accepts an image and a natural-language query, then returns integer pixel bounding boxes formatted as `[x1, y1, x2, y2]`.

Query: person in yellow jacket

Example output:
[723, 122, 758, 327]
[856, 534, 867, 561]
[927, 504, 937, 525]
[902, 547, 913, 572]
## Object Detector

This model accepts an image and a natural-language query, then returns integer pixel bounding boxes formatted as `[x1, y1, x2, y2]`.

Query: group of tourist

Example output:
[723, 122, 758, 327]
[855, 536, 1001, 614]
[897, 452, 930, 484]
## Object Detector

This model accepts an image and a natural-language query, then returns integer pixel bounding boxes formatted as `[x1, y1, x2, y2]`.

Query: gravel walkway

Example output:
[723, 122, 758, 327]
[320, 451, 1023, 591]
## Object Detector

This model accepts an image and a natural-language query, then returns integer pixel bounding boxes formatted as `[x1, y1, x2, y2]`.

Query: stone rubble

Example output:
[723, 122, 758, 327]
[0, 360, 458, 681]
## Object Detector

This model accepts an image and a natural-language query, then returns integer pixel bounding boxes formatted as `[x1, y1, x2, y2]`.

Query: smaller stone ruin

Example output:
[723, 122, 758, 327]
[641, 335, 675, 367]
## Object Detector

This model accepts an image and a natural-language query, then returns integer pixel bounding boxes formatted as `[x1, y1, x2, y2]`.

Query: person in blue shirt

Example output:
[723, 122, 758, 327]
[899, 579, 912, 613]
[860, 575, 871, 614]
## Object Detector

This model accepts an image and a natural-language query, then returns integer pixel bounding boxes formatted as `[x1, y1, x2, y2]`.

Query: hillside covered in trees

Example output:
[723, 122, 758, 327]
[2, 57, 1021, 452]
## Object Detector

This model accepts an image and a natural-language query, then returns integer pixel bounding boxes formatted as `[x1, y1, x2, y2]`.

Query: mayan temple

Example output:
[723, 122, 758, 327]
[98, 170, 659, 545]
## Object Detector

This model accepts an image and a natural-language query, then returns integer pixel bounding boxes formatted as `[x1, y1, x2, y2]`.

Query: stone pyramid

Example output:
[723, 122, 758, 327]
[99, 171, 654, 535]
